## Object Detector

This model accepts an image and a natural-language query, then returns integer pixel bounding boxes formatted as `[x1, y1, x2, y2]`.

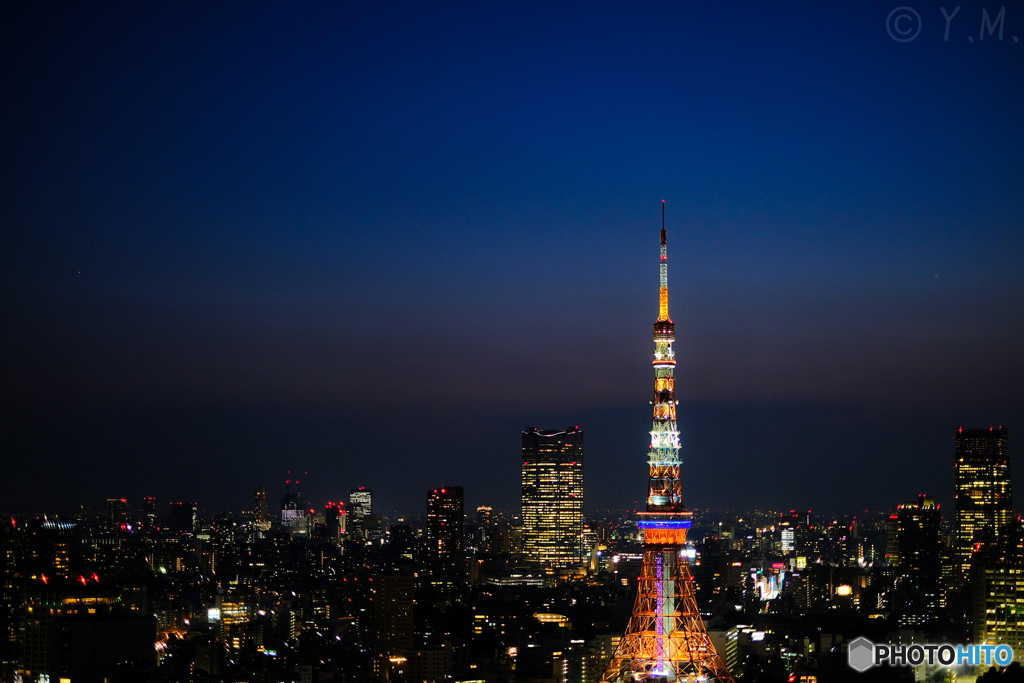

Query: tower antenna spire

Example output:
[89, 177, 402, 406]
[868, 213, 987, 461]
[658, 202, 669, 322]
[598, 203, 734, 683]
[661, 200, 666, 245]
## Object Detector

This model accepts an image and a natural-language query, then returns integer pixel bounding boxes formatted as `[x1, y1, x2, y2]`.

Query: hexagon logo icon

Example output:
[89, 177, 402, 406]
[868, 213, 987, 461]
[848, 637, 875, 672]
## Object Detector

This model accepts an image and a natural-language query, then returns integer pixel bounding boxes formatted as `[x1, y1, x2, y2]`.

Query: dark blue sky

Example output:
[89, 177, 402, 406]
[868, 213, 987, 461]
[2, 2, 1022, 518]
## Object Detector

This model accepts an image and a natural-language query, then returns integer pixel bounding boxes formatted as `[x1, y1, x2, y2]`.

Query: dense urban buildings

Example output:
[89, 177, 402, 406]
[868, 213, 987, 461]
[955, 427, 1012, 577]
[0, 435, 1019, 683]
[0, 234, 1020, 683]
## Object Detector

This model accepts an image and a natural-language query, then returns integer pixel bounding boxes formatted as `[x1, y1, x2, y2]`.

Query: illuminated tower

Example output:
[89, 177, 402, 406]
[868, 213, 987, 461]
[600, 203, 734, 683]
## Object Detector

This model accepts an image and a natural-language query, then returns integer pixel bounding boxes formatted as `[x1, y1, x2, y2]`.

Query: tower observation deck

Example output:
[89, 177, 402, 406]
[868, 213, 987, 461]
[599, 203, 734, 683]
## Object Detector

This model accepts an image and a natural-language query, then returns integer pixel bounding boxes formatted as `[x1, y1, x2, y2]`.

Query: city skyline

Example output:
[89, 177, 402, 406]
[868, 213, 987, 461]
[3, 4, 1023, 682]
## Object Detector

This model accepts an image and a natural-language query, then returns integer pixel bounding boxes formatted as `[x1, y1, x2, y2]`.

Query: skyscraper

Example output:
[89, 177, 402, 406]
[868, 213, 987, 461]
[107, 498, 128, 526]
[476, 505, 493, 551]
[253, 486, 271, 531]
[521, 427, 584, 568]
[349, 487, 373, 540]
[168, 502, 197, 536]
[955, 427, 1012, 577]
[892, 494, 942, 625]
[280, 481, 309, 536]
[142, 496, 158, 527]
[971, 521, 1024, 656]
[324, 501, 346, 543]
[601, 203, 733, 683]
[374, 570, 414, 680]
[426, 486, 465, 593]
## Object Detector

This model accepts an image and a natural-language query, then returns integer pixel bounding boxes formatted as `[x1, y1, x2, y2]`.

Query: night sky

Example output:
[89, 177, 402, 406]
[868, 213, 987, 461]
[2, 2, 1023, 519]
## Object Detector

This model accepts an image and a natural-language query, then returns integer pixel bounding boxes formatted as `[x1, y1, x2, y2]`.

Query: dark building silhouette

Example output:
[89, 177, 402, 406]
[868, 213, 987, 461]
[20, 578, 156, 683]
[324, 501, 345, 544]
[168, 502, 197, 536]
[142, 497, 157, 527]
[0, 521, 18, 681]
[892, 494, 942, 625]
[24, 518, 79, 580]
[374, 570, 414, 681]
[106, 498, 127, 526]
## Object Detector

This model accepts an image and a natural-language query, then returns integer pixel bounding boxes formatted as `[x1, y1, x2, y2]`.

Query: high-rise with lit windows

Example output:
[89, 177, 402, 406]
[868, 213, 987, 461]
[955, 427, 1012, 578]
[426, 486, 464, 593]
[521, 427, 584, 568]
[971, 521, 1024, 657]
[349, 487, 373, 539]
[143, 496, 158, 527]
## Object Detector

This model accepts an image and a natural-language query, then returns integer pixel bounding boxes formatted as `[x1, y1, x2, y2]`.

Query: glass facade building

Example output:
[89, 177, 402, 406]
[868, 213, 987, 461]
[521, 427, 584, 568]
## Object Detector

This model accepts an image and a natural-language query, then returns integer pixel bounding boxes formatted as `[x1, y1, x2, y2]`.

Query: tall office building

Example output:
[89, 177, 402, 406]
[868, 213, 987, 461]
[107, 498, 128, 525]
[324, 501, 346, 543]
[280, 481, 309, 536]
[426, 487, 464, 593]
[521, 427, 585, 568]
[892, 494, 942, 625]
[374, 570, 414, 681]
[971, 521, 1024, 655]
[476, 505, 492, 527]
[778, 510, 810, 556]
[253, 486, 271, 531]
[349, 487, 373, 540]
[169, 502, 198, 535]
[0, 521, 19, 675]
[955, 427, 1012, 577]
[142, 497, 158, 527]
[476, 505, 493, 551]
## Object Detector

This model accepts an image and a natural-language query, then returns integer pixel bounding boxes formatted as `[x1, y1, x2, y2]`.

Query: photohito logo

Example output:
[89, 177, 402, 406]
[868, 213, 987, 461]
[848, 637, 1014, 672]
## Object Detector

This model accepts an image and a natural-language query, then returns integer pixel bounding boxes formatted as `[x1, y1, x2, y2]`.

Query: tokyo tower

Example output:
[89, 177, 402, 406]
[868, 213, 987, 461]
[599, 203, 735, 683]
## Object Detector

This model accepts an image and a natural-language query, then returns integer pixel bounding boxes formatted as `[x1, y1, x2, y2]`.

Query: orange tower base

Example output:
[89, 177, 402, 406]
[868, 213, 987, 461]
[599, 513, 734, 683]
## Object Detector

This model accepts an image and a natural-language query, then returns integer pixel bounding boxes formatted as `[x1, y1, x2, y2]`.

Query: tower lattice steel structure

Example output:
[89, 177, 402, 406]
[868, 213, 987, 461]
[600, 203, 734, 683]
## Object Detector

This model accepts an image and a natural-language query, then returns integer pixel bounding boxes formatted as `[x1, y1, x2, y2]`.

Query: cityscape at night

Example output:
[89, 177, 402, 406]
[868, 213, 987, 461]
[2, 2, 1023, 683]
